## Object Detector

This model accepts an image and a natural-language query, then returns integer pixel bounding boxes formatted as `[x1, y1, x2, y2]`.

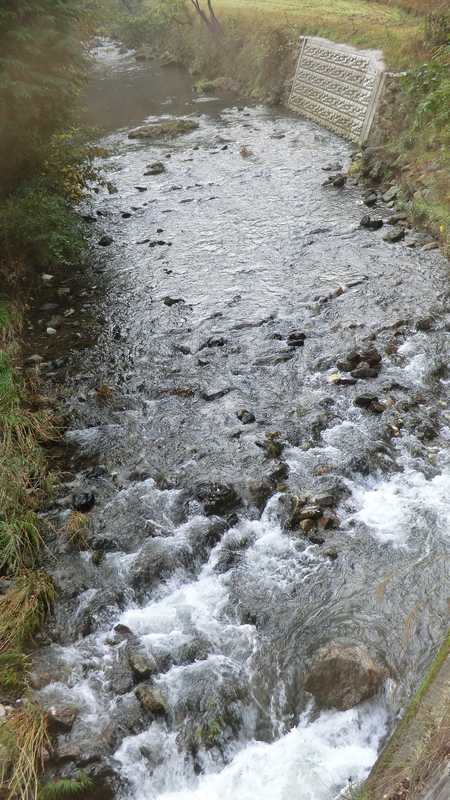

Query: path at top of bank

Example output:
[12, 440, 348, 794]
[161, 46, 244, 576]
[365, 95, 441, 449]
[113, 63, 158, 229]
[26, 41, 450, 800]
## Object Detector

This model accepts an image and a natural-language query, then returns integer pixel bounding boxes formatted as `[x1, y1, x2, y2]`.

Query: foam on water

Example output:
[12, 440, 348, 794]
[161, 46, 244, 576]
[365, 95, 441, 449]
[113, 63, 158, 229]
[347, 467, 450, 547]
[116, 702, 388, 800]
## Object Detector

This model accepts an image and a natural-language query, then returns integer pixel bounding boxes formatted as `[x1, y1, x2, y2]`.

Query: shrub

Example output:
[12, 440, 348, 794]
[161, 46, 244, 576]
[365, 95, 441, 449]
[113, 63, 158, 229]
[0, 188, 87, 269]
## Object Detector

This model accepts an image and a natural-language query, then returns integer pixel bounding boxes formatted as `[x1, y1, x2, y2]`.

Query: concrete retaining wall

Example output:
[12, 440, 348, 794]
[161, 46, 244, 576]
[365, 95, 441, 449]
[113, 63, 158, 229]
[288, 36, 387, 144]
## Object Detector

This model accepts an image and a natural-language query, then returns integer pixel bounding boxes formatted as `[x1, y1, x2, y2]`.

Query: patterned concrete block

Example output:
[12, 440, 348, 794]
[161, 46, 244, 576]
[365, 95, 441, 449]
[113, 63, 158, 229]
[289, 37, 386, 144]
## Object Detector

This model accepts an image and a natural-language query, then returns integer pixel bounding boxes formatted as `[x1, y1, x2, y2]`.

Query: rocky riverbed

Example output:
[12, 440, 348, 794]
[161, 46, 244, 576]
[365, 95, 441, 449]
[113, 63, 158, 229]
[19, 40, 450, 800]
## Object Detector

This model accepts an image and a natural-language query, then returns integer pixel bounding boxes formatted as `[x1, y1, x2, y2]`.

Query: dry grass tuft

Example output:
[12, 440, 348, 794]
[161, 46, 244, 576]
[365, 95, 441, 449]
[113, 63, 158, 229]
[0, 701, 50, 800]
[65, 511, 89, 550]
[0, 571, 55, 655]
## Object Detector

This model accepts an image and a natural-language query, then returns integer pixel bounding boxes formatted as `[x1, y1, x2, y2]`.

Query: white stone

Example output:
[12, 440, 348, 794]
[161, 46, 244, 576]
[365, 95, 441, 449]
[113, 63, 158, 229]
[46, 327, 57, 335]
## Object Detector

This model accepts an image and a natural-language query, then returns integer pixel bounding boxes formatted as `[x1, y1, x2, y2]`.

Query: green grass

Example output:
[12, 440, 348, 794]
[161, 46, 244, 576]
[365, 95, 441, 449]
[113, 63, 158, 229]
[0, 301, 57, 698]
[38, 774, 94, 800]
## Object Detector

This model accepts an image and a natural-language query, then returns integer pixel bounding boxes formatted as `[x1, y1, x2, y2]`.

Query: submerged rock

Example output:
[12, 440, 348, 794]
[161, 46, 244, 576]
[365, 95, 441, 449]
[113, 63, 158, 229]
[304, 642, 387, 710]
[145, 161, 166, 176]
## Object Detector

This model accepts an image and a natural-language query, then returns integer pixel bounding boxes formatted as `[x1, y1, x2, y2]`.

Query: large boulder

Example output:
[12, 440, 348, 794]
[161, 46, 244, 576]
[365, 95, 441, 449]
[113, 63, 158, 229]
[304, 642, 387, 710]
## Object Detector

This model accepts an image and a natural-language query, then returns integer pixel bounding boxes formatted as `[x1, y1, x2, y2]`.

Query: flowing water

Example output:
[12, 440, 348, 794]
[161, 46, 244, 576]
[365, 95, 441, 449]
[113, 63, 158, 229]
[31, 40, 450, 800]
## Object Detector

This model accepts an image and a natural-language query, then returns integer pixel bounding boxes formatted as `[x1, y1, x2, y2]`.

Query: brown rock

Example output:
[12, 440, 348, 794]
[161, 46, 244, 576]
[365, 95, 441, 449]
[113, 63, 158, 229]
[304, 642, 387, 710]
[134, 685, 167, 716]
[47, 706, 78, 733]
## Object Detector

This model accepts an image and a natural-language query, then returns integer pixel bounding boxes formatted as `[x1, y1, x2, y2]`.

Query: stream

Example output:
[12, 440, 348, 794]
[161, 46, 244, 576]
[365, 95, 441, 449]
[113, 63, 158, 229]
[29, 39, 450, 800]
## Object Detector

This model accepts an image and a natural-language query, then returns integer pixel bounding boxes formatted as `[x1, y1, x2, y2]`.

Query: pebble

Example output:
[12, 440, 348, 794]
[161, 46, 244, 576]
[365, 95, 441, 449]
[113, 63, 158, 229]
[46, 327, 57, 335]
[41, 273, 54, 282]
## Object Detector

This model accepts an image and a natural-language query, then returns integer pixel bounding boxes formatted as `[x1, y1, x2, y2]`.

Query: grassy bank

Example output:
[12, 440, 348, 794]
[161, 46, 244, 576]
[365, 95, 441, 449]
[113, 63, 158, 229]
[0, 303, 56, 699]
[361, 630, 450, 799]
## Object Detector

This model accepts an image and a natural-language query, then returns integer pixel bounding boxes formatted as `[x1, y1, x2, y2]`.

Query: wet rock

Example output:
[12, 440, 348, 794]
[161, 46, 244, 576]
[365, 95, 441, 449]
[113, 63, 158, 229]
[195, 482, 240, 516]
[282, 494, 308, 530]
[115, 624, 134, 637]
[174, 344, 191, 355]
[72, 492, 95, 512]
[54, 740, 103, 766]
[149, 240, 170, 247]
[382, 185, 400, 203]
[177, 637, 210, 665]
[98, 235, 113, 246]
[336, 351, 361, 372]
[108, 647, 134, 695]
[300, 519, 315, 534]
[354, 395, 385, 414]
[46, 327, 57, 336]
[323, 546, 338, 560]
[299, 505, 322, 521]
[333, 375, 357, 386]
[257, 431, 284, 459]
[304, 642, 387, 710]
[322, 161, 343, 172]
[287, 330, 306, 347]
[237, 409, 255, 424]
[135, 685, 167, 716]
[163, 296, 184, 306]
[361, 348, 382, 367]
[318, 513, 338, 530]
[362, 191, 377, 207]
[127, 647, 158, 681]
[323, 174, 347, 188]
[199, 336, 227, 350]
[200, 385, 233, 402]
[145, 161, 166, 176]
[383, 226, 405, 243]
[121, 211, 132, 219]
[47, 706, 78, 734]
[312, 493, 337, 509]
[416, 317, 433, 332]
[130, 540, 183, 589]
[360, 215, 383, 231]
[248, 479, 273, 511]
[351, 363, 380, 380]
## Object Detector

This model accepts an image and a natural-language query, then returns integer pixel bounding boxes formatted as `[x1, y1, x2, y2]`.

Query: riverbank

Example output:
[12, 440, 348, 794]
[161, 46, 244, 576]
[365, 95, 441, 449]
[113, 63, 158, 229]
[363, 632, 450, 799]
